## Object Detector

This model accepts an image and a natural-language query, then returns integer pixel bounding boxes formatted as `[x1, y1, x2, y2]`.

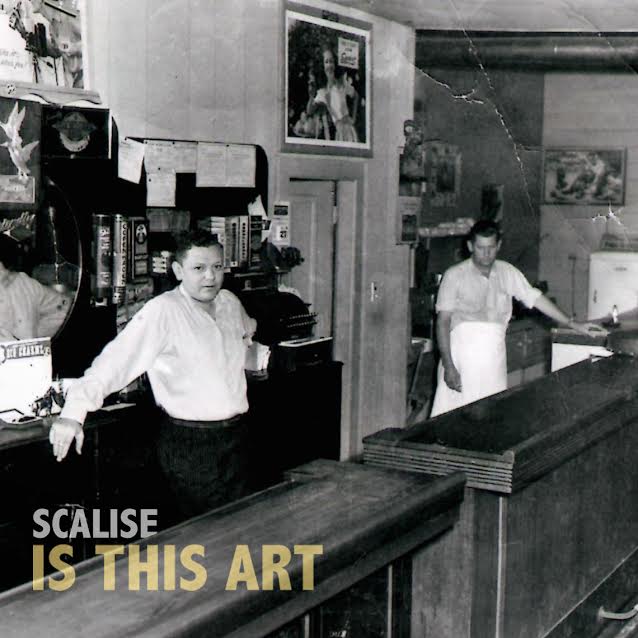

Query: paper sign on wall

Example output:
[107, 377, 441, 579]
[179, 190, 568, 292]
[146, 172, 176, 207]
[196, 143, 255, 188]
[118, 138, 145, 183]
[270, 202, 290, 247]
[0, 338, 52, 421]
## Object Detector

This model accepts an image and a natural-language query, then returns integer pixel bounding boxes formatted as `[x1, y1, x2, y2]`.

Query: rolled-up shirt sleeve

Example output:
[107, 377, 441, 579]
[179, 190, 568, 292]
[60, 298, 168, 424]
[503, 264, 543, 308]
[435, 269, 459, 313]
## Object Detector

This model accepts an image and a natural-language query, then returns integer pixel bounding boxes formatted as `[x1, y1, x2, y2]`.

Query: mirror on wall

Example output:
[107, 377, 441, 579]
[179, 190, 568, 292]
[0, 176, 80, 343]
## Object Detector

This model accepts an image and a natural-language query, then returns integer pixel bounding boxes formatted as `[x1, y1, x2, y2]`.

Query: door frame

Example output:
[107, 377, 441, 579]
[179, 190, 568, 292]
[277, 155, 365, 460]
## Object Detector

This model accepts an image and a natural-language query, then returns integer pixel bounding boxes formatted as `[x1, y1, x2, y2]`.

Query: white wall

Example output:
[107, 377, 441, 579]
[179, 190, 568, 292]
[86, 0, 415, 456]
[541, 73, 638, 319]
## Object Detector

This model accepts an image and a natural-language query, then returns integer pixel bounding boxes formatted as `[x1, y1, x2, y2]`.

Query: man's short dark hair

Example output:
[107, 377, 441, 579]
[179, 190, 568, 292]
[0, 233, 23, 271]
[173, 229, 223, 264]
[468, 219, 502, 243]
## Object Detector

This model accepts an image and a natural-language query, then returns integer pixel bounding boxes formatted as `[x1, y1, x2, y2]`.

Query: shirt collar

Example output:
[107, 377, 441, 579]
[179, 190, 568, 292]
[469, 258, 499, 279]
[177, 283, 221, 315]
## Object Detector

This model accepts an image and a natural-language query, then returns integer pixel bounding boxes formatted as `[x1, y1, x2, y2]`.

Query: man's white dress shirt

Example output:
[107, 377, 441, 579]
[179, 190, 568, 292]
[61, 285, 256, 424]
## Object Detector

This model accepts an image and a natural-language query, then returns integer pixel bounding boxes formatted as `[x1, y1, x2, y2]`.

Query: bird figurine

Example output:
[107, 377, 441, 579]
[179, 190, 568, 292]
[0, 102, 39, 180]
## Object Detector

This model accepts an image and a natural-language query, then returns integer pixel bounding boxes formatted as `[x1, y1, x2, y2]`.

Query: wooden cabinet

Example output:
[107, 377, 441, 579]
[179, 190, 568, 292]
[364, 355, 638, 637]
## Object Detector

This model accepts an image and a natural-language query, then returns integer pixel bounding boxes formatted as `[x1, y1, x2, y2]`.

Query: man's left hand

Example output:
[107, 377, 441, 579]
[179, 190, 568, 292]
[569, 321, 608, 337]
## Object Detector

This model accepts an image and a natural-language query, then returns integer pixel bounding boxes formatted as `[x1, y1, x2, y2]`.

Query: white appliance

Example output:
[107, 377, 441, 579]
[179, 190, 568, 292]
[588, 251, 638, 320]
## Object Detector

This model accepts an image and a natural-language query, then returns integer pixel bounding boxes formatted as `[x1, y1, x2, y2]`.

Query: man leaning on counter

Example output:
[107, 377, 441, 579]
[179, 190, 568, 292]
[430, 220, 606, 417]
[49, 229, 257, 518]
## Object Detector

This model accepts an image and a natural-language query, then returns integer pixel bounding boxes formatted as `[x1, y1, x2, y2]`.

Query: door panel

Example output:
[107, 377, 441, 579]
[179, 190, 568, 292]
[288, 181, 335, 337]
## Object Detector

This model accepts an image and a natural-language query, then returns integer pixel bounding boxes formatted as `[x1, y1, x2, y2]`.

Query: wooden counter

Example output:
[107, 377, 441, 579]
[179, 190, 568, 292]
[364, 354, 638, 637]
[0, 459, 465, 638]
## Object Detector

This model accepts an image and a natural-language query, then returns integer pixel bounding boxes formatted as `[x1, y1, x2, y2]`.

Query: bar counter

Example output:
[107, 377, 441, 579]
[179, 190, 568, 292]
[0, 459, 465, 638]
[364, 354, 638, 637]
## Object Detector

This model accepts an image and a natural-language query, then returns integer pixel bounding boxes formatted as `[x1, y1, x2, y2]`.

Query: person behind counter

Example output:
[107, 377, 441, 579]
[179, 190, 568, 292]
[49, 229, 257, 518]
[430, 220, 605, 417]
[0, 233, 71, 341]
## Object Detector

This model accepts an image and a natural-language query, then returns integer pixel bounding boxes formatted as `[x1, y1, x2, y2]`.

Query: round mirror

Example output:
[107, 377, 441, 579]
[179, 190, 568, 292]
[0, 177, 80, 343]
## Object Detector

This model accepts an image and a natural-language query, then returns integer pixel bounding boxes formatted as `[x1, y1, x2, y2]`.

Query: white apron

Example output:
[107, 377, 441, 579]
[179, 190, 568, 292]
[430, 321, 507, 418]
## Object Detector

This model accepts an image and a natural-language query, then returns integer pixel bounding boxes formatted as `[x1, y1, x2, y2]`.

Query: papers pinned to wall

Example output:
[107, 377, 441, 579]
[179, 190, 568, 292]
[196, 142, 256, 188]
[144, 139, 197, 174]
[118, 138, 145, 183]
[146, 172, 176, 207]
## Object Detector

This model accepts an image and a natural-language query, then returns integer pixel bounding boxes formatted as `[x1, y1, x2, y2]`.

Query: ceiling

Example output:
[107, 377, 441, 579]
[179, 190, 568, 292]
[328, 0, 638, 32]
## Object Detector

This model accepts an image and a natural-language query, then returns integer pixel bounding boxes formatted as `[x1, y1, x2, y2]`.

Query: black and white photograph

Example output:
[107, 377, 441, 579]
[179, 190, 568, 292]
[284, 3, 371, 155]
[2, 2, 638, 638]
[0, 0, 87, 91]
[543, 147, 626, 205]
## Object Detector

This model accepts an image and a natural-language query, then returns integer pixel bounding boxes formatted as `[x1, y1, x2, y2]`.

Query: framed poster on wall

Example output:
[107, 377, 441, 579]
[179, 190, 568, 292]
[283, 2, 372, 157]
[0, 0, 97, 103]
[542, 148, 626, 206]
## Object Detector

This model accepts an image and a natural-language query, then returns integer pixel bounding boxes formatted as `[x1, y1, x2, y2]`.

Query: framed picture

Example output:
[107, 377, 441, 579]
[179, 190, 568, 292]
[543, 148, 626, 205]
[0, 0, 97, 103]
[284, 2, 372, 156]
[423, 141, 462, 208]
[0, 96, 40, 208]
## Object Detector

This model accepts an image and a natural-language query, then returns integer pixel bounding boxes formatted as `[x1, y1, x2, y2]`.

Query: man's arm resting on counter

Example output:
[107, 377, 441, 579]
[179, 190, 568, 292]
[533, 295, 606, 336]
[48, 298, 168, 462]
[436, 311, 462, 392]
[49, 417, 83, 462]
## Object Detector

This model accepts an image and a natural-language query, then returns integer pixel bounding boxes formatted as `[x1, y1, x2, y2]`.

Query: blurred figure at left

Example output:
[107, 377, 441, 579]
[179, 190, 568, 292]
[0, 233, 71, 341]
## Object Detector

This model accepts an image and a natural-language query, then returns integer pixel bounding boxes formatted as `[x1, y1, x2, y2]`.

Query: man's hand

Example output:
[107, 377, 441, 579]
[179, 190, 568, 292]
[443, 364, 462, 392]
[49, 417, 83, 462]
[570, 322, 609, 337]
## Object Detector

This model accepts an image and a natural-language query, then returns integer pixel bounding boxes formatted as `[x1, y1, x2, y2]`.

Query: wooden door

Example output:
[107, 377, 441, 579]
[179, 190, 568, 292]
[287, 180, 336, 338]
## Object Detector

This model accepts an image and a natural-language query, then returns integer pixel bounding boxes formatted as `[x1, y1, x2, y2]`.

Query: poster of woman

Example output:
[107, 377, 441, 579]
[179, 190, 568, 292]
[284, 3, 371, 156]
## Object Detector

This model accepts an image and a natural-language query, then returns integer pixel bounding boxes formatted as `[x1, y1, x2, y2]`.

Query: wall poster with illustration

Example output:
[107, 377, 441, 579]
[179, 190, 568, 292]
[543, 148, 626, 205]
[0, 0, 87, 93]
[284, 2, 372, 156]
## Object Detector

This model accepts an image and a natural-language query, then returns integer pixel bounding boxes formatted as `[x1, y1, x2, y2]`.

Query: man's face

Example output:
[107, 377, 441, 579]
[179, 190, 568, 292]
[172, 245, 224, 306]
[468, 234, 501, 270]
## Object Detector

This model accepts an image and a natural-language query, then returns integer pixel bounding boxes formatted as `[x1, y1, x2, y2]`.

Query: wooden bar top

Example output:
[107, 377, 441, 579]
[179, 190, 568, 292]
[365, 354, 638, 492]
[0, 459, 465, 638]
[0, 407, 129, 452]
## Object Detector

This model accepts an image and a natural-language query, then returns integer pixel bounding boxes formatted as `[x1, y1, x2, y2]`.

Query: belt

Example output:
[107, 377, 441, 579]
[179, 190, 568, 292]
[162, 412, 245, 430]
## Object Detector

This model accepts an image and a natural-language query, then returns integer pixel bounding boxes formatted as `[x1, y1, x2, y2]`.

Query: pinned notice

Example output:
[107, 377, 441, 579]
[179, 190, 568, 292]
[196, 143, 255, 188]
[146, 172, 176, 207]
[118, 138, 145, 184]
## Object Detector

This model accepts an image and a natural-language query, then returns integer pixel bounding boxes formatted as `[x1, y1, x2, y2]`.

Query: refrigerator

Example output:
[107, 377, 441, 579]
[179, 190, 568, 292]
[588, 250, 638, 320]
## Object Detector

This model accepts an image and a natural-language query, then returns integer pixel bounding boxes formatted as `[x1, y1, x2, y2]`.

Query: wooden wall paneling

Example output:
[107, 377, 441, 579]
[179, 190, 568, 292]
[84, 0, 110, 100]
[501, 422, 638, 637]
[104, 0, 148, 138]
[145, 0, 191, 138]
[242, 0, 280, 170]
[379, 21, 415, 429]
[209, 0, 246, 140]
[410, 486, 476, 637]
[188, 0, 217, 140]
[357, 15, 414, 439]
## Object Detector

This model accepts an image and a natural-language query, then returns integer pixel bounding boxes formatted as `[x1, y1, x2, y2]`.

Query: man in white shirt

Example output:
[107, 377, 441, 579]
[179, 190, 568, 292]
[0, 234, 71, 340]
[430, 220, 604, 417]
[49, 229, 257, 516]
